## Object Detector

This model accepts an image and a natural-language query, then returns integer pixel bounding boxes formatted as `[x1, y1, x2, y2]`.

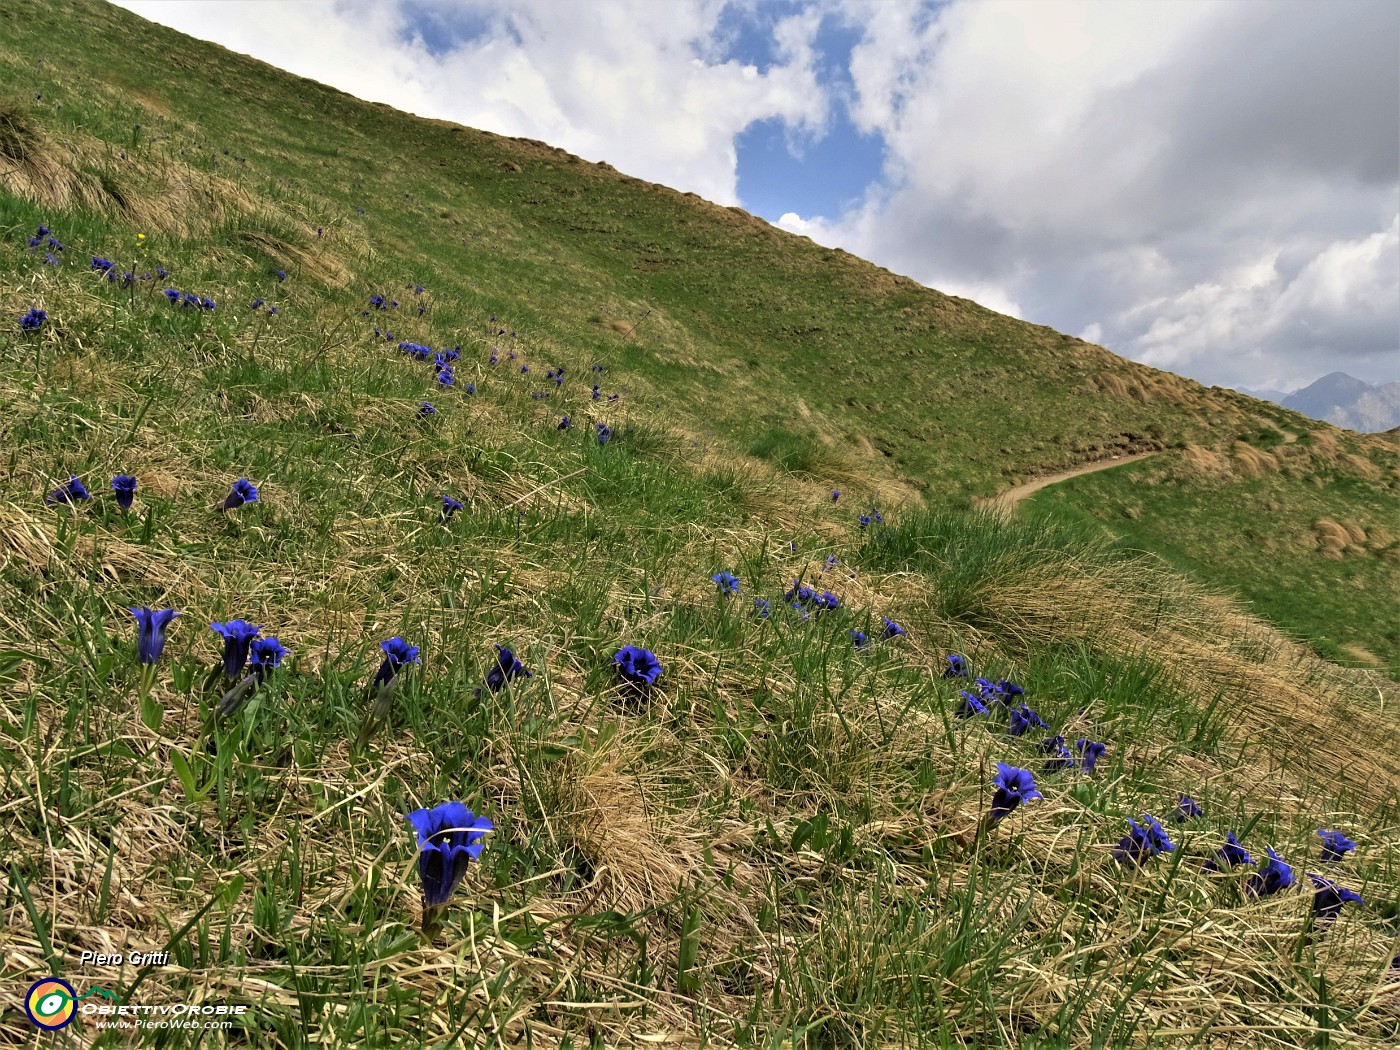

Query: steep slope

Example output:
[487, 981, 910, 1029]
[1, 2, 1398, 1047]
[5, 0, 1394, 670]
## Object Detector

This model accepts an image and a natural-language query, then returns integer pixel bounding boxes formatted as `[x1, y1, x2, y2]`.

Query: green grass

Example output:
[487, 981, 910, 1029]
[0, 1, 1398, 1046]
[1027, 451, 1400, 674]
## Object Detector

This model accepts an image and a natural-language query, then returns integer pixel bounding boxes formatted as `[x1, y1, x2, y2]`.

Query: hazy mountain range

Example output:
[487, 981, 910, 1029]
[1239, 372, 1400, 433]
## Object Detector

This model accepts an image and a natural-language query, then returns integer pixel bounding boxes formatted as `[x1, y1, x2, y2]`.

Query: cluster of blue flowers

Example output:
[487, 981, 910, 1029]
[163, 288, 217, 310]
[935, 650, 1362, 924]
[45, 472, 261, 515]
[27, 224, 64, 261]
[19, 307, 46, 331]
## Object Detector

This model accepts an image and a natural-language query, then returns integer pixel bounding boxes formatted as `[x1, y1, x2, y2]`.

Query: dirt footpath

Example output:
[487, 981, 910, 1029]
[985, 451, 1160, 516]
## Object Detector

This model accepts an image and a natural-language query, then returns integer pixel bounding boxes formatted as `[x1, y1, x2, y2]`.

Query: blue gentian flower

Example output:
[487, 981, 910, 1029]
[44, 253, 59, 265]
[1041, 735, 1074, 773]
[1008, 705, 1049, 737]
[419, 401, 437, 417]
[91, 257, 115, 272]
[1317, 829, 1357, 863]
[520, 364, 529, 373]
[592, 384, 601, 400]
[990, 763, 1043, 821]
[597, 424, 613, 445]
[19, 308, 46, 331]
[554, 373, 564, 386]
[369, 294, 385, 309]
[413, 284, 424, 294]
[558, 416, 571, 430]
[785, 580, 816, 606]
[268, 305, 278, 315]
[824, 555, 838, 571]
[36, 225, 51, 237]
[489, 352, 498, 365]
[974, 677, 999, 696]
[831, 490, 840, 502]
[444, 347, 460, 362]
[998, 681, 1025, 700]
[163, 288, 181, 302]
[752, 598, 771, 619]
[248, 636, 289, 682]
[943, 654, 968, 678]
[111, 474, 137, 510]
[374, 637, 421, 689]
[1075, 738, 1106, 773]
[956, 690, 988, 718]
[1202, 832, 1254, 872]
[607, 393, 620, 402]
[27, 235, 41, 249]
[129, 607, 180, 665]
[437, 367, 455, 387]
[45, 475, 92, 506]
[464, 383, 476, 395]
[1246, 847, 1294, 896]
[712, 571, 740, 594]
[881, 617, 905, 639]
[210, 619, 262, 679]
[441, 495, 464, 520]
[275, 270, 286, 282]
[850, 629, 868, 648]
[871, 508, 884, 524]
[858, 515, 872, 529]
[200, 297, 217, 310]
[155, 266, 169, 279]
[405, 801, 493, 908]
[250, 297, 264, 310]
[433, 353, 449, 371]
[614, 645, 662, 687]
[815, 591, 841, 611]
[484, 645, 532, 693]
[1309, 874, 1364, 924]
[222, 478, 259, 511]
[1114, 815, 1175, 865]
[1175, 795, 1204, 822]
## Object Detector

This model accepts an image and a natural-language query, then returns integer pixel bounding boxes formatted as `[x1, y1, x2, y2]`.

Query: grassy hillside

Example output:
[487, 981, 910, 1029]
[1026, 428, 1400, 674]
[2, 1, 1399, 1046]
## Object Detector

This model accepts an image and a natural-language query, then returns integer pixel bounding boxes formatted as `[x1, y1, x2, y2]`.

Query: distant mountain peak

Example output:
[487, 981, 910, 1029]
[1281, 372, 1400, 433]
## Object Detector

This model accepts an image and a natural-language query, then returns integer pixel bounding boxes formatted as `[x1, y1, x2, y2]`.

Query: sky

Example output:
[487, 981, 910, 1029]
[112, 0, 1399, 392]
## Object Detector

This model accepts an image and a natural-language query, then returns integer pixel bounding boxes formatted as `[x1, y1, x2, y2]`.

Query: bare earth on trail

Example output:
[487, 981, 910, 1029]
[986, 451, 1160, 515]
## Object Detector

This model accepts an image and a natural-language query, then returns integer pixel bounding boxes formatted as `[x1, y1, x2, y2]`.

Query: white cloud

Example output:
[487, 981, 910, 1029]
[817, 0, 1400, 387]
[112, 0, 828, 206]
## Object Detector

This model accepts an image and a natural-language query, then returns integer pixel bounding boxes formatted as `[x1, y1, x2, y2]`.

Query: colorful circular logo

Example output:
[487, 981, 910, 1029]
[25, 978, 77, 1030]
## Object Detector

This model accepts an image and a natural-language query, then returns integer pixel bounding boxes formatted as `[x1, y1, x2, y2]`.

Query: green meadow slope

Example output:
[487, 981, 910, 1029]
[2, 1, 1399, 1046]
